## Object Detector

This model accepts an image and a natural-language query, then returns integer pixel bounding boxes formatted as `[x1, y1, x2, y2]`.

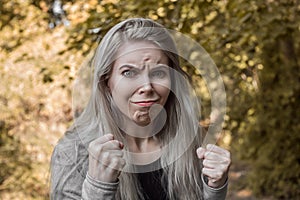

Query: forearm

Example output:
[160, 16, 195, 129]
[51, 158, 118, 199]
[202, 174, 228, 200]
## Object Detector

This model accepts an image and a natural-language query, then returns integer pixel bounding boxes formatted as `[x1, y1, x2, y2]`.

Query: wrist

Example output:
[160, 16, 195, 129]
[86, 172, 120, 186]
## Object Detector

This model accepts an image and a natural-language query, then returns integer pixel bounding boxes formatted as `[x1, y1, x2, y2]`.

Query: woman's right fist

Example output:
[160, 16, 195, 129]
[88, 134, 126, 183]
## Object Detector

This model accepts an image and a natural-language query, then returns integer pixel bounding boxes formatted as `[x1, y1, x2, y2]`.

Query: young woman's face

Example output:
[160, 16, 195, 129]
[108, 41, 171, 126]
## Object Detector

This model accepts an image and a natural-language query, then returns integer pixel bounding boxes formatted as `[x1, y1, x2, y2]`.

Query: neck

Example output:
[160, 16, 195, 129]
[119, 115, 163, 164]
[125, 134, 160, 153]
[125, 135, 162, 165]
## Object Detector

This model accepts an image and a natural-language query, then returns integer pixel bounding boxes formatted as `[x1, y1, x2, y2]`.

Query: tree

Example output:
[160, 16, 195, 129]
[1, 0, 299, 198]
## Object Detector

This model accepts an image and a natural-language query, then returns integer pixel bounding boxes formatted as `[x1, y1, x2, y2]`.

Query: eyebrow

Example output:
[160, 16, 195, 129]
[118, 64, 139, 71]
[118, 63, 169, 71]
[153, 64, 169, 69]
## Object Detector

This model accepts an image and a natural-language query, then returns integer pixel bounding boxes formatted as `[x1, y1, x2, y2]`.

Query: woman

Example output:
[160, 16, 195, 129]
[50, 18, 231, 200]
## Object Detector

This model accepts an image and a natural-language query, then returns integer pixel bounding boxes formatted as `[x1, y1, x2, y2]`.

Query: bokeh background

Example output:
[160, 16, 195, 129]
[0, 0, 299, 199]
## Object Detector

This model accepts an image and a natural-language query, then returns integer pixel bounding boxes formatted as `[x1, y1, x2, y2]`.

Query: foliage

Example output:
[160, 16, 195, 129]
[224, 1, 300, 198]
[57, 0, 300, 198]
[0, 0, 299, 199]
[0, 0, 75, 199]
[0, 122, 47, 199]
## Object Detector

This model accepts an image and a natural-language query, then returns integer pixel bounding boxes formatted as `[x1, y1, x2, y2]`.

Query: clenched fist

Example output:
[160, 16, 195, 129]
[88, 134, 126, 183]
[196, 144, 231, 188]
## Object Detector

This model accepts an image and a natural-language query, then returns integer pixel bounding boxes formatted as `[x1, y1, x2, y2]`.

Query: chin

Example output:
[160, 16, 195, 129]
[134, 118, 151, 127]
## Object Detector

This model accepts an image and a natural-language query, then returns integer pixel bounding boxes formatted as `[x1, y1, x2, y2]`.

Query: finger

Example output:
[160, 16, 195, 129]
[196, 147, 206, 159]
[204, 150, 226, 161]
[206, 144, 230, 157]
[202, 158, 230, 171]
[89, 140, 124, 159]
[89, 134, 114, 148]
[105, 156, 126, 171]
[115, 157, 126, 171]
[202, 159, 222, 169]
[202, 167, 224, 181]
[102, 149, 124, 158]
[101, 140, 124, 151]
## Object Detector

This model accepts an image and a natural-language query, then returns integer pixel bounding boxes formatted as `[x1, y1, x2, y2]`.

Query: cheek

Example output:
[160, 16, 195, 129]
[157, 78, 171, 99]
[162, 88, 171, 102]
[110, 88, 130, 117]
[109, 76, 131, 97]
[111, 84, 130, 101]
[154, 84, 171, 102]
[109, 78, 136, 110]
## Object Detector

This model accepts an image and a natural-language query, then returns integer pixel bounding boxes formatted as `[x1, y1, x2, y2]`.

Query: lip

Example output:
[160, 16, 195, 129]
[132, 100, 158, 107]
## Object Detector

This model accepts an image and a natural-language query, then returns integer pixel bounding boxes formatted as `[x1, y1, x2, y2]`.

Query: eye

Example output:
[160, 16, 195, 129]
[150, 67, 168, 79]
[150, 70, 167, 79]
[122, 69, 138, 78]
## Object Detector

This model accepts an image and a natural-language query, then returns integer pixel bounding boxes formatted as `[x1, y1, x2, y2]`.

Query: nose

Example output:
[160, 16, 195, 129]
[138, 75, 153, 94]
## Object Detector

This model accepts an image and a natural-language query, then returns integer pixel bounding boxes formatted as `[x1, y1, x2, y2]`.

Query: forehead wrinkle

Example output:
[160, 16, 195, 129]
[117, 53, 166, 70]
[116, 46, 162, 59]
[114, 41, 169, 71]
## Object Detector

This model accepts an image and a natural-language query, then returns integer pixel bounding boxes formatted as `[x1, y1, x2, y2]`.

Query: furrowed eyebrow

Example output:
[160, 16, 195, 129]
[118, 63, 170, 71]
[153, 64, 169, 69]
[118, 64, 139, 71]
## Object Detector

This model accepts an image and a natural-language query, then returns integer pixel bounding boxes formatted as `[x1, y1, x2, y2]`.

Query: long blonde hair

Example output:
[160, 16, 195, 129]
[68, 18, 203, 200]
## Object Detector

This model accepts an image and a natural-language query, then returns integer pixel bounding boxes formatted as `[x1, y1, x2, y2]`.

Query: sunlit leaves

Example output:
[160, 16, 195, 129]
[1, 0, 299, 198]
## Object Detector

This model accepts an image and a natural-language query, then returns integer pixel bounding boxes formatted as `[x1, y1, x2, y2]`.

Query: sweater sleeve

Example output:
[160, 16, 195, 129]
[50, 140, 118, 200]
[202, 174, 228, 200]
[82, 173, 119, 200]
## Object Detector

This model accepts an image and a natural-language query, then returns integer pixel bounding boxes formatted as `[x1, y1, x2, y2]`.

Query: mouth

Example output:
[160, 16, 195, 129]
[132, 100, 159, 107]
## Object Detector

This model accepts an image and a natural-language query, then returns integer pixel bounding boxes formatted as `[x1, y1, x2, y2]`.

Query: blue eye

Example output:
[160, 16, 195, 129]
[122, 70, 138, 78]
[151, 70, 167, 79]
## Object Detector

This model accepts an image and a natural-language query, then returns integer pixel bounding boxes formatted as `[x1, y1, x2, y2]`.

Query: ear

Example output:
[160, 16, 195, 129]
[106, 76, 112, 93]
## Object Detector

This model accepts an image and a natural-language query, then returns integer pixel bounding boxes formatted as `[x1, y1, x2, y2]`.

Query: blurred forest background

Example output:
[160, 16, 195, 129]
[0, 0, 299, 199]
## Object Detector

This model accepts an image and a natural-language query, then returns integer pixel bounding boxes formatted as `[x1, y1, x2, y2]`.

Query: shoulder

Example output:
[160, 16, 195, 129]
[51, 131, 89, 166]
[50, 132, 90, 197]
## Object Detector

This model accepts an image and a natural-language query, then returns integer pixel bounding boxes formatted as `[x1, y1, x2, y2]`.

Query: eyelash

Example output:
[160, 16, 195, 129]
[150, 70, 167, 78]
[121, 68, 168, 79]
[121, 69, 138, 78]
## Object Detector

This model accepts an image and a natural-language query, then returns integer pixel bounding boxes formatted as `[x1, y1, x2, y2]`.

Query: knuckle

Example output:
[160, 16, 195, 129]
[101, 152, 111, 164]
[88, 141, 95, 150]
[97, 146, 104, 154]
[227, 159, 232, 166]
[224, 157, 231, 166]
[111, 140, 119, 147]
[120, 158, 126, 166]
[222, 157, 230, 165]
[225, 150, 231, 158]
[106, 140, 116, 148]
[204, 152, 210, 158]
[110, 157, 120, 169]
[102, 151, 110, 159]
[220, 165, 228, 172]
[216, 171, 223, 179]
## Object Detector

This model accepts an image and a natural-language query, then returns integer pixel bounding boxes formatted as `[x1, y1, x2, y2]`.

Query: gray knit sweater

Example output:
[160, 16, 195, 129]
[50, 136, 228, 200]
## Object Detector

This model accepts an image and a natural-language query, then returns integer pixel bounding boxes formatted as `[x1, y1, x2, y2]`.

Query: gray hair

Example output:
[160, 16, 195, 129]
[70, 18, 203, 200]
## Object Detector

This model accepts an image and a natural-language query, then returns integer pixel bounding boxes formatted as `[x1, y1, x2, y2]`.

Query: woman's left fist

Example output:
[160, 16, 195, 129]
[196, 144, 231, 188]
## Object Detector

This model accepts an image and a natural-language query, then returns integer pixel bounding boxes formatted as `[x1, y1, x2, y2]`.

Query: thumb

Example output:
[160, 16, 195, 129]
[196, 147, 206, 159]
